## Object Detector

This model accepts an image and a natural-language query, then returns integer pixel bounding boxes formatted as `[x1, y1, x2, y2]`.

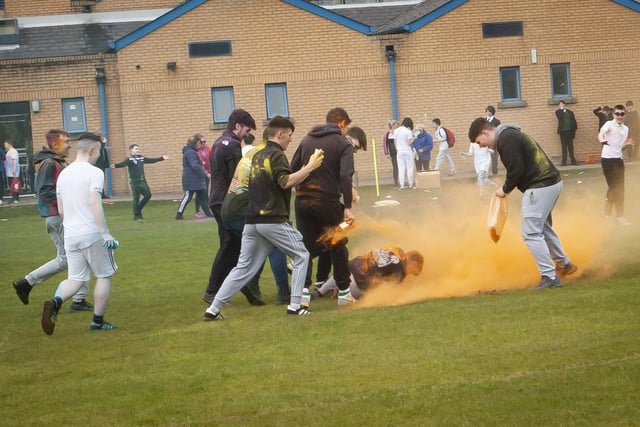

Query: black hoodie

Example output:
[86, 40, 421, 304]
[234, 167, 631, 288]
[290, 123, 355, 209]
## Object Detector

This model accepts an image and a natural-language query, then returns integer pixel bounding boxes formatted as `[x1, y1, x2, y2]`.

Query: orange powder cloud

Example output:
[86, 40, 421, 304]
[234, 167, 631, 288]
[340, 167, 639, 309]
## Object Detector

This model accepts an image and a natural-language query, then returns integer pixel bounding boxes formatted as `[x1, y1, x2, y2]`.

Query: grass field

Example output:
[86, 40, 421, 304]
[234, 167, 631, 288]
[1, 166, 639, 426]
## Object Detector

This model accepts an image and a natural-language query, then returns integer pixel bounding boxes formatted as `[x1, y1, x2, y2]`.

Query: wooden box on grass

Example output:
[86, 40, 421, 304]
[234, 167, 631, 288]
[415, 171, 441, 189]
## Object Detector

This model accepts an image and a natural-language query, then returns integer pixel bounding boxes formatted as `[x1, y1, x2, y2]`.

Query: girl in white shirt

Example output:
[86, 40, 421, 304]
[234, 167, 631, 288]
[393, 117, 416, 189]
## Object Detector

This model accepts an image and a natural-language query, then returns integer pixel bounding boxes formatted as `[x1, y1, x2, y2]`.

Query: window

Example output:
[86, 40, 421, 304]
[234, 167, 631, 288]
[265, 83, 289, 119]
[0, 19, 19, 44]
[61, 98, 87, 133]
[500, 67, 521, 102]
[0, 0, 5, 10]
[482, 21, 523, 38]
[211, 87, 235, 124]
[189, 41, 232, 58]
[550, 63, 571, 98]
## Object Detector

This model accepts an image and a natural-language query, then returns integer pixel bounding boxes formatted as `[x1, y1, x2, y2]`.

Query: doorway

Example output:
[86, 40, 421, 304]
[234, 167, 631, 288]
[0, 102, 34, 196]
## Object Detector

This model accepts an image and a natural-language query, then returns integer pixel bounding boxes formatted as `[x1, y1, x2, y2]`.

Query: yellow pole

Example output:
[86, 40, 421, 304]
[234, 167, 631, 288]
[372, 138, 380, 198]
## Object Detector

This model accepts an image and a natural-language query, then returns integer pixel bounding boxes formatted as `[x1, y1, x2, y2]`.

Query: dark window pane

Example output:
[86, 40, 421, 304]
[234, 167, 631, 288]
[189, 41, 232, 58]
[551, 64, 570, 97]
[482, 21, 523, 38]
[500, 68, 520, 101]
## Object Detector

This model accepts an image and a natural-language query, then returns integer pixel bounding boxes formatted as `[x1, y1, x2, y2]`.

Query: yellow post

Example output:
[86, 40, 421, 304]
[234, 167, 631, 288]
[372, 138, 380, 198]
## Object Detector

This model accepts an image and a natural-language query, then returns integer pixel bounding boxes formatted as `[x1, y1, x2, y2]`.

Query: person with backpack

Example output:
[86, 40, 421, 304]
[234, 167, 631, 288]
[432, 118, 456, 176]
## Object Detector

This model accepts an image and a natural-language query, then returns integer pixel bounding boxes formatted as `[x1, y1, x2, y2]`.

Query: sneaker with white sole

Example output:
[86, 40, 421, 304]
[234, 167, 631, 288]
[301, 288, 311, 308]
[287, 306, 311, 316]
[203, 310, 224, 321]
[337, 290, 355, 305]
[90, 321, 117, 331]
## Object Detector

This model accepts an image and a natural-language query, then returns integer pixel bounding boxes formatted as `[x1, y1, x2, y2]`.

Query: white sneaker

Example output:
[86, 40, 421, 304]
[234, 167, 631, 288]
[616, 217, 631, 226]
[604, 215, 615, 225]
[0, 199, 3, 205]
[337, 291, 355, 306]
[301, 288, 311, 308]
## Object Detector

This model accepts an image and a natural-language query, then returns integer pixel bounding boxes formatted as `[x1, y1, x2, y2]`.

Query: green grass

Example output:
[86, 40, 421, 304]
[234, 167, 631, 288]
[1, 170, 639, 426]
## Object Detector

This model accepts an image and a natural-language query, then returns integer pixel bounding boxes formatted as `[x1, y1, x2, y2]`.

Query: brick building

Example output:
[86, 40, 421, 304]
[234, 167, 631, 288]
[1, 0, 639, 197]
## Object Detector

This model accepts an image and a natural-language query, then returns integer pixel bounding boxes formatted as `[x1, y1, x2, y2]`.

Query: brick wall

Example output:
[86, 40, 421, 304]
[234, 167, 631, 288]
[2, 0, 639, 195]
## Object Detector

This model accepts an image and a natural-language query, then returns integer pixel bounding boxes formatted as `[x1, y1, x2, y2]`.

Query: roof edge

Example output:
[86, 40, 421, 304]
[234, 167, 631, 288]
[108, 0, 207, 51]
[404, 0, 469, 33]
[281, 0, 375, 35]
[612, 0, 640, 12]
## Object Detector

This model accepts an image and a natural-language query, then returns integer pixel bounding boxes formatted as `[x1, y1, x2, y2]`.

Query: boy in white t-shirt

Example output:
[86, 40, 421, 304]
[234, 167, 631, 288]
[41, 133, 119, 335]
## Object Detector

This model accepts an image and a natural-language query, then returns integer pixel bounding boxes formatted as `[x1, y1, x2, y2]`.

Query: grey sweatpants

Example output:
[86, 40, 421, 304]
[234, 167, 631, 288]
[520, 181, 570, 279]
[209, 222, 309, 311]
[26, 215, 89, 302]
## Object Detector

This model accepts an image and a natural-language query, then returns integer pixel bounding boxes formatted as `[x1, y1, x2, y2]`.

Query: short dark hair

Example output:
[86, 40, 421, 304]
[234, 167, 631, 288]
[326, 107, 351, 126]
[267, 115, 295, 138]
[468, 117, 492, 142]
[432, 118, 441, 126]
[227, 109, 256, 131]
[406, 250, 424, 273]
[346, 126, 367, 151]
[401, 117, 413, 130]
[77, 132, 102, 144]
[613, 104, 626, 111]
[486, 105, 496, 115]
[129, 144, 139, 150]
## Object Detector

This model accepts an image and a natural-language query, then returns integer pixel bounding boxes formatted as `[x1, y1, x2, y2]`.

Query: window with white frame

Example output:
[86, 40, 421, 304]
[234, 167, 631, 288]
[61, 98, 87, 133]
[265, 83, 289, 119]
[211, 87, 235, 124]
[500, 67, 521, 102]
[550, 63, 571, 98]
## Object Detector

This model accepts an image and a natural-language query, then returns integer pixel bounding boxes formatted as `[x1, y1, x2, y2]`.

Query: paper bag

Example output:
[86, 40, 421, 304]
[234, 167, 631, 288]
[487, 194, 508, 243]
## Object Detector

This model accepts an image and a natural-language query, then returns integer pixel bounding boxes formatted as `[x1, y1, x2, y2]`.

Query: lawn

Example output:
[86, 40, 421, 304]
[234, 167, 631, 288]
[1, 166, 639, 426]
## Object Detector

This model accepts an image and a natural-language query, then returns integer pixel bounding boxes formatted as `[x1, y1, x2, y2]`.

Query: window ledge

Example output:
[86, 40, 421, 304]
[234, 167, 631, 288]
[498, 100, 528, 109]
[548, 96, 577, 105]
[209, 123, 227, 130]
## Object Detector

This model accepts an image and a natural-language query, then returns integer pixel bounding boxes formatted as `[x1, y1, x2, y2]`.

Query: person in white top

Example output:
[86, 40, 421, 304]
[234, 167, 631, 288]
[41, 132, 119, 335]
[460, 141, 497, 198]
[598, 104, 634, 226]
[4, 140, 20, 203]
[432, 118, 456, 176]
[393, 117, 416, 189]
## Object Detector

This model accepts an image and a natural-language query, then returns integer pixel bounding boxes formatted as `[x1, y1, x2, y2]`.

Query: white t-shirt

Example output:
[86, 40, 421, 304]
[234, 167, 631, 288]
[393, 126, 413, 151]
[5, 148, 20, 177]
[599, 120, 629, 159]
[56, 161, 106, 250]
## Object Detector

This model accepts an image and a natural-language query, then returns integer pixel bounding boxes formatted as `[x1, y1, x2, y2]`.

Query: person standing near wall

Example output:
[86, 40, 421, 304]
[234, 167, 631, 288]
[394, 117, 416, 189]
[4, 140, 20, 203]
[555, 100, 578, 166]
[432, 118, 456, 176]
[175, 135, 211, 220]
[383, 120, 400, 187]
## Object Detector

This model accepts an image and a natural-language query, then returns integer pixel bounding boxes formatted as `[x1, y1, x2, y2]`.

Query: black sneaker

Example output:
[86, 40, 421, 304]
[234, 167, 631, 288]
[13, 277, 31, 305]
[556, 262, 577, 278]
[42, 299, 58, 335]
[175, 213, 183, 220]
[202, 292, 215, 305]
[203, 310, 224, 321]
[287, 306, 311, 316]
[70, 299, 94, 312]
[534, 276, 561, 289]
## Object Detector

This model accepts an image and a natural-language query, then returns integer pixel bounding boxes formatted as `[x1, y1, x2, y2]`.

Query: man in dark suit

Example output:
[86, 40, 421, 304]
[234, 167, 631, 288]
[555, 100, 578, 166]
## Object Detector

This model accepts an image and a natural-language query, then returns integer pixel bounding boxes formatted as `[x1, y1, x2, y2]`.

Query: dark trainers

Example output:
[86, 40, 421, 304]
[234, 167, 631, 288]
[203, 310, 224, 321]
[534, 276, 562, 289]
[556, 262, 577, 278]
[41, 299, 58, 335]
[310, 289, 327, 300]
[70, 299, 94, 312]
[13, 277, 32, 305]
[90, 321, 117, 331]
[175, 213, 183, 220]
[202, 292, 215, 305]
[287, 306, 311, 316]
